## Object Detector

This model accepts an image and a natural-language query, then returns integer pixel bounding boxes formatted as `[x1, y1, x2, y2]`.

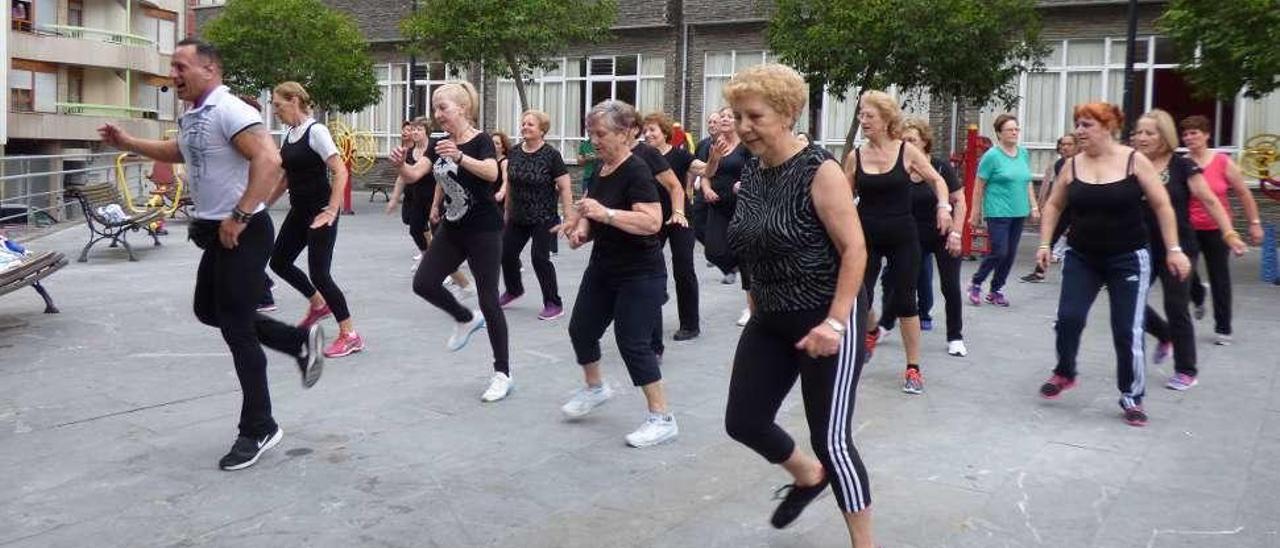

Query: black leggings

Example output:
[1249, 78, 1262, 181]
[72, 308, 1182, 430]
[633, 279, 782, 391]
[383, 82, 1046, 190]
[864, 226, 921, 324]
[1144, 246, 1197, 376]
[666, 224, 700, 331]
[412, 224, 509, 374]
[270, 207, 351, 322]
[403, 187, 431, 252]
[192, 213, 306, 439]
[1189, 229, 1232, 335]
[881, 236, 963, 341]
[725, 299, 871, 513]
[568, 266, 666, 386]
[501, 219, 561, 307]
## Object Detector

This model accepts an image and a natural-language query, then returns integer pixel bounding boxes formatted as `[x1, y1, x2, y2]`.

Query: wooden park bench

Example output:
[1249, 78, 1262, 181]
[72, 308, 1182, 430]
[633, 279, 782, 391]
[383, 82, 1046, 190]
[68, 183, 163, 262]
[0, 251, 66, 313]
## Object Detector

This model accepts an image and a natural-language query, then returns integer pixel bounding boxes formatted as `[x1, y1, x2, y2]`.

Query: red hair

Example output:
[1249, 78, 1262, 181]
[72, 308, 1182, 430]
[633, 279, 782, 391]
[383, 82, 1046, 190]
[1072, 102, 1123, 131]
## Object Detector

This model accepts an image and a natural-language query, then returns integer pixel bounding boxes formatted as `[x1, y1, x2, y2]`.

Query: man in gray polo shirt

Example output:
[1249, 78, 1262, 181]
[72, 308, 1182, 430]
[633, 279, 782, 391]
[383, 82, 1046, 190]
[99, 38, 324, 471]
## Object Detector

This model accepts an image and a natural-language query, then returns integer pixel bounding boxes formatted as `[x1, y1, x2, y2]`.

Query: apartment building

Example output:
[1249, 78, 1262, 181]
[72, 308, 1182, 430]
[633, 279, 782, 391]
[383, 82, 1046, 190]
[190, 0, 1279, 173]
[5, 0, 183, 155]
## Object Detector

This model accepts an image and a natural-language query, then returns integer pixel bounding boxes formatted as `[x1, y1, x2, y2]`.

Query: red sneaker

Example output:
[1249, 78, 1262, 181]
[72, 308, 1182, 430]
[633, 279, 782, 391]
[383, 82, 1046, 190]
[864, 328, 880, 361]
[298, 305, 332, 328]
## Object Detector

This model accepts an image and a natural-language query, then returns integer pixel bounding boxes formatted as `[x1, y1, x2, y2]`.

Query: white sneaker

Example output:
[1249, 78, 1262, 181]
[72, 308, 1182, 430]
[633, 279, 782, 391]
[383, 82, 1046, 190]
[1214, 333, 1233, 346]
[446, 311, 485, 351]
[736, 308, 752, 327]
[625, 413, 679, 447]
[480, 372, 512, 402]
[722, 271, 738, 285]
[561, 384, 614, 419]
[878, 326, 894, 342]
[947, 339, 968, 357]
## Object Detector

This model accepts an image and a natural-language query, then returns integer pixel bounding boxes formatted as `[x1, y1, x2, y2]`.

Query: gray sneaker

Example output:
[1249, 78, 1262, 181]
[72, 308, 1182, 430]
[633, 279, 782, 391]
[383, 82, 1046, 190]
[561, 384, 614, 419]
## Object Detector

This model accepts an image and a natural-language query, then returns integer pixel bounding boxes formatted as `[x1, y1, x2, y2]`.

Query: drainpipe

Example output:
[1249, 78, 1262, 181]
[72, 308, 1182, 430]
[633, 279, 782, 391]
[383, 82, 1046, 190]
[680, 20, 688, 125]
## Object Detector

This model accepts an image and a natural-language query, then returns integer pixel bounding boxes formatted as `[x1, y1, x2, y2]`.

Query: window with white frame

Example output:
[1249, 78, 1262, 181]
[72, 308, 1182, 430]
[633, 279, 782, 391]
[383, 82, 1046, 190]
[495, 55, 665, 163]
[140, 8, 178, 54]
[974, 36, 1280, 176]
[9, 61, 56, 113]
[702, 50, 929, 159]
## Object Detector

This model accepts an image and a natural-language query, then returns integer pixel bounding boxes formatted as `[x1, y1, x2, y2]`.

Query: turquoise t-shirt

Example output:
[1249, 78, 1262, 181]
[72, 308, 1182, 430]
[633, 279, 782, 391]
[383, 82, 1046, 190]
[976, 145, 1033, 218]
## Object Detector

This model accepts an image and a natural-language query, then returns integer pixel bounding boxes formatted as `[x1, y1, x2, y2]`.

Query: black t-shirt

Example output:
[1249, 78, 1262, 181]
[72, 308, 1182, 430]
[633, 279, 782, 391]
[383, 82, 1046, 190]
[632, 143, 674, 221]
[908, 158, 961, 243]
[507, 143, 568, 225]
[433, 132, 501, 231]
[664, 146, 695, 212]
[691, 137, 713, 205]
[696, 140, 750, 210]
[1143, 154, 1202, 256]
[401, 145, 437, 222]
[586, 154, 666, 278]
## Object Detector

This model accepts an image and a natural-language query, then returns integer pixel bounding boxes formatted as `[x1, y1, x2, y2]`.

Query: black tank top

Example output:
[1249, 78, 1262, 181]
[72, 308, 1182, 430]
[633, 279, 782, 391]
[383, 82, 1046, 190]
[280, 123, 330, 210]
[855, 142, 915, 242]
[1066, 152, 1148, 256]
[727, 144, 840, 313]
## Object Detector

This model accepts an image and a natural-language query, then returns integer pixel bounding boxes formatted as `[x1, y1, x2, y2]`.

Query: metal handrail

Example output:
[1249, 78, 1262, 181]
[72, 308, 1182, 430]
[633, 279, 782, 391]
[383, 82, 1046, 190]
[0, 152, 129, 163]
[57, 102, 160, 119]
[36, 24, 155, 47]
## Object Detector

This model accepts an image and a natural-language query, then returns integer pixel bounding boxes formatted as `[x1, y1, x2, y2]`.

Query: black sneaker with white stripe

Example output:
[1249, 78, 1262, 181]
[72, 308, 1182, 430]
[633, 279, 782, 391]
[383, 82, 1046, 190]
[218, 426, 283, 471]
[770, 476, 830, 528]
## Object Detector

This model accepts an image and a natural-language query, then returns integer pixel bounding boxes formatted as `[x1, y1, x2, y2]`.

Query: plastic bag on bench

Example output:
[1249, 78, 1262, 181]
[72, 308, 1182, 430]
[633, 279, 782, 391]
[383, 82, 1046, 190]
[95, 204, 128, 224]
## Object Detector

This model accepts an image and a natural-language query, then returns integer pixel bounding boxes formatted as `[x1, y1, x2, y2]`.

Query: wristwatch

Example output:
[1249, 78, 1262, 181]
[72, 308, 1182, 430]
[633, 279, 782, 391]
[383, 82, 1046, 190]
[604, 208, 616, 225]
[231, 207, 253, 224]
[824, 318, 847, 334]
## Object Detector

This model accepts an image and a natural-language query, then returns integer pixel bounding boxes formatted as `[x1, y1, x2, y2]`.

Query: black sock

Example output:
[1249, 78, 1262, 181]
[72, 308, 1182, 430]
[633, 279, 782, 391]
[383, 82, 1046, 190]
[907, 363, 920, 371]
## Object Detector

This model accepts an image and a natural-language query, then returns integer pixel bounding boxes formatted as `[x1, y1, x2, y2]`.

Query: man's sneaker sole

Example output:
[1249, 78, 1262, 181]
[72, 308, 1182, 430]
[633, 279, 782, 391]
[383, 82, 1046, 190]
[220, 428, 283, 471]
[301, 324, 325, 389]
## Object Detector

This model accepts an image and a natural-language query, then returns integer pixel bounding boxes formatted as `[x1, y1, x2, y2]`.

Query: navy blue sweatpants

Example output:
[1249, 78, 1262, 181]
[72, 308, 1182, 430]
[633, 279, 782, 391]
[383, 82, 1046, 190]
[1053, 247, 1152, 407]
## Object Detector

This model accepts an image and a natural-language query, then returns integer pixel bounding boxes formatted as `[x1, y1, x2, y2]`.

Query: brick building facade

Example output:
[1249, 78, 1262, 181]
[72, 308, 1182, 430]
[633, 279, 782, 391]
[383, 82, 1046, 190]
[188, 0, 1279, 176]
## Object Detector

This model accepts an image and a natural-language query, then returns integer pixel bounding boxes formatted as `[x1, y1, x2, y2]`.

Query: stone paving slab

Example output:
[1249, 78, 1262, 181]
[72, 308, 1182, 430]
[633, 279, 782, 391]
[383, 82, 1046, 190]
[1, 201, 1278, 547]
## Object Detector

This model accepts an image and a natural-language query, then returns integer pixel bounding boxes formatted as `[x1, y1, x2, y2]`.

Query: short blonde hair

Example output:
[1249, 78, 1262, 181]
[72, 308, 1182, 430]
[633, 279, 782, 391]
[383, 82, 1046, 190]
[901, 118, 934, 154]
[273, 81, 312, 110]
[433, 80, 479, 121]
[1140, 109, 1179, 155]
[860, 90, 902, 139]
[723, 63, 808, 124]
[522, 109, 552, 135]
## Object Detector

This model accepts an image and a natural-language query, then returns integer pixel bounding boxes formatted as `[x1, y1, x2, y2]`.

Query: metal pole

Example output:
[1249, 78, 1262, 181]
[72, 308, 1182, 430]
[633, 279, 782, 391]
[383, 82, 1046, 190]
[1121, 0, 1139, 142]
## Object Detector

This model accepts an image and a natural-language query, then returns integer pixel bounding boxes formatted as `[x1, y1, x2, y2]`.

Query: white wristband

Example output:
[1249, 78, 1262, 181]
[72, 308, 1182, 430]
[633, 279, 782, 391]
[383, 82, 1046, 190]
[824, 318, 847, 334]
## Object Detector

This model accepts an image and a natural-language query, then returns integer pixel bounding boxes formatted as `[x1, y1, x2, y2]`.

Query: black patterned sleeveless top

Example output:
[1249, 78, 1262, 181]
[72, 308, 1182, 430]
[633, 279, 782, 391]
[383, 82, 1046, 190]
[727, 143, 840, 313]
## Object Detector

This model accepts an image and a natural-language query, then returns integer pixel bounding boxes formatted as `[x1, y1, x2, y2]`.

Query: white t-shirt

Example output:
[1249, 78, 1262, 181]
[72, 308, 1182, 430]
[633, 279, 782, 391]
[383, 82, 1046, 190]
[284, 118, 339, 161]
[177, 85, 267, 220]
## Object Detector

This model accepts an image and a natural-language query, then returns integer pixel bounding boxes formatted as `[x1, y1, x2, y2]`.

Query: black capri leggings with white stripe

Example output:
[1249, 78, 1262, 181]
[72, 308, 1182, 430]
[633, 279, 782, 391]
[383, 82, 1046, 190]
[724, 297, 872, 513]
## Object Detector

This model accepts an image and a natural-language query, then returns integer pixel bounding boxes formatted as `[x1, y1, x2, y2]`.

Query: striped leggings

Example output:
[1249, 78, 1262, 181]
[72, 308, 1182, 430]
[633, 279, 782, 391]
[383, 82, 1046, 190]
[1054, 247, 1152, 407]
[725, 297, 872, 513]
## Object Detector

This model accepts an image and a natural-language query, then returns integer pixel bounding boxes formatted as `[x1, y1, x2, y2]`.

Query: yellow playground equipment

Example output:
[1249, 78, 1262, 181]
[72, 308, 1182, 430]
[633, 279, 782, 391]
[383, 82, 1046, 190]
[113, 152, 190, 232]
[1241, 133, 1280, 181]
[329, 119, 377, 213]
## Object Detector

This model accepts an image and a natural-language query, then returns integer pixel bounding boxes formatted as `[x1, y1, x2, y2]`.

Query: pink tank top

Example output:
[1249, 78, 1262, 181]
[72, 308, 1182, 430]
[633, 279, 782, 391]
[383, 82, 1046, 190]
[1187, 153, 1231, 231]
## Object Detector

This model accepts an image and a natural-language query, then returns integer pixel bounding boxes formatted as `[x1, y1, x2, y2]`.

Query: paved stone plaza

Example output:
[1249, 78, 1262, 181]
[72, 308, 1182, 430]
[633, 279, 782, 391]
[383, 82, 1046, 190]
[2, 201, 1278, 547]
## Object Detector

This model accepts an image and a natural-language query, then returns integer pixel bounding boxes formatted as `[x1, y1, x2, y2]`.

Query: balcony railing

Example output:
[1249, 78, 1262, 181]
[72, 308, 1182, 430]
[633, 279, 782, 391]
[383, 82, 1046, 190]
[35, 24, 155, 47]
[56, 103, 160, 120]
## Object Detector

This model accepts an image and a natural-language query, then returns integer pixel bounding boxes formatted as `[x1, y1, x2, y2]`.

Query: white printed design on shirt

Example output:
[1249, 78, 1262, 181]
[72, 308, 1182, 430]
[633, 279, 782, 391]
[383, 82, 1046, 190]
[435, 158, 471, 222]
[180, 109, 214, 201]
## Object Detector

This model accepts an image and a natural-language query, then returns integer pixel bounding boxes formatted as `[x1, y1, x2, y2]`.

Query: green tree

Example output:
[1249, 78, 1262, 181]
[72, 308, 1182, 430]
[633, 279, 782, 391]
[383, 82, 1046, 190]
[1158, 0, 1280, 100]
[400, 0, 616, 113]
[767, 0, 1047, 153]
[203, 0, 379, 113]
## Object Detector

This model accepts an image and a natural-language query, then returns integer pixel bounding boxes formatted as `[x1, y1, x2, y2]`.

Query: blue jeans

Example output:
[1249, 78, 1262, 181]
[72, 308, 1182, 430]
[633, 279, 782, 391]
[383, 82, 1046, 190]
[971, 217, 1025, 293]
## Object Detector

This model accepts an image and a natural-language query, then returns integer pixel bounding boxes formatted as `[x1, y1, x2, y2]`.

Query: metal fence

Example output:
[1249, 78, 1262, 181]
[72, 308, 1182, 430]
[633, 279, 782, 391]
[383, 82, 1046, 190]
[0, 152, 152, 237]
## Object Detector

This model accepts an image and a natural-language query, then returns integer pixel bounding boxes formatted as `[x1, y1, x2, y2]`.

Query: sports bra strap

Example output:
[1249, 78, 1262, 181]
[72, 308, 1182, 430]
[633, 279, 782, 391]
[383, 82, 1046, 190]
[1126, 150, 1137, 176]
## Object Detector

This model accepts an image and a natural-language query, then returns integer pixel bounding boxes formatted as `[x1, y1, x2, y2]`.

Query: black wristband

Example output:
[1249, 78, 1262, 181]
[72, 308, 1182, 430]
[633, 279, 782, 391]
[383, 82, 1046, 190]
[231, 208, 253, 224]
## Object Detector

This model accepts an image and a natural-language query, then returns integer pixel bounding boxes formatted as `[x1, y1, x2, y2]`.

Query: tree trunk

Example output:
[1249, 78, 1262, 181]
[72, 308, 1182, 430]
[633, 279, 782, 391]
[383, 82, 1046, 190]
[841, 92, 865, 161]
[504, 52, 530, 114]
[807, 79, 823, 141]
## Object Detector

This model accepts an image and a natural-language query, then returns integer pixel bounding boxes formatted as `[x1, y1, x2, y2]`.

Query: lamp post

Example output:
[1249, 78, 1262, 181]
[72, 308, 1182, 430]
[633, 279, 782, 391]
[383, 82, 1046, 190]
[1121, 0, 1139, 142]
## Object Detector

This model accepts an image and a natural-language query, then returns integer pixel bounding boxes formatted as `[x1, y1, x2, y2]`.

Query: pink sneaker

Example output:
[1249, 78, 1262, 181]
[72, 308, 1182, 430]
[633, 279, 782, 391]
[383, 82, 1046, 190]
[323, 331, 364, 358]
[298, 304, 333, 328]
[538, 303, 564, 321]
[498, 292, 522, 308]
